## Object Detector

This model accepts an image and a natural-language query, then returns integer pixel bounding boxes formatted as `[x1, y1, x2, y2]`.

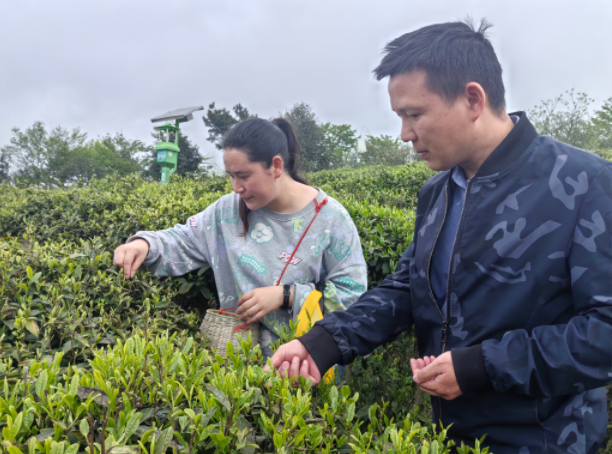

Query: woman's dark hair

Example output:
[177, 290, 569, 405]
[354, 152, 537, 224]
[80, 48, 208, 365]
[222, 117, 308, 235]
[373, 18, 506, 115]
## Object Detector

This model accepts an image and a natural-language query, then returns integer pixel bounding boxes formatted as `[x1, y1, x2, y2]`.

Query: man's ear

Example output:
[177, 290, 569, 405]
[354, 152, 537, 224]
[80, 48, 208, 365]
[271, 155, 284, 178]
[464, 82, 487, 121]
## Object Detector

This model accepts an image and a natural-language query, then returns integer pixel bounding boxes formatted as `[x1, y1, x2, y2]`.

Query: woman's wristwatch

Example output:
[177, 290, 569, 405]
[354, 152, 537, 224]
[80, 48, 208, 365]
[282, 284, 291, 310]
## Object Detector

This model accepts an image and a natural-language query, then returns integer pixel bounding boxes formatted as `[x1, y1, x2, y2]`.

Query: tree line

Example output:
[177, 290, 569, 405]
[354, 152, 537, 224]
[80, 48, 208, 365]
[1, 92, 610, 186]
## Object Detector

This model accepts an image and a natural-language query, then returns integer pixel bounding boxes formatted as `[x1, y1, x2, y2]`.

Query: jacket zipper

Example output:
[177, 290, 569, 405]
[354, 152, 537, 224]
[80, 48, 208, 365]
[425, 185, 450, 421]
[443, 179, 471, 349]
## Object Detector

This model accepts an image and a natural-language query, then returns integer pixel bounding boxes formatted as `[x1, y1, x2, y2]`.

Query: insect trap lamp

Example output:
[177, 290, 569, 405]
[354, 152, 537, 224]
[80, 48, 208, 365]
[151, 106, 203, 184]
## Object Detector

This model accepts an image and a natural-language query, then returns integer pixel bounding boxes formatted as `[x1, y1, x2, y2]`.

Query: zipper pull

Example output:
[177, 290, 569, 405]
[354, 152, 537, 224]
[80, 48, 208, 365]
[441, 321, 450, 351]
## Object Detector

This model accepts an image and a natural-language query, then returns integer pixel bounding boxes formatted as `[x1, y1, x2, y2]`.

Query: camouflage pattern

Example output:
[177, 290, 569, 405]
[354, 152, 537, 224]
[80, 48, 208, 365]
[317, 113, 612, 453]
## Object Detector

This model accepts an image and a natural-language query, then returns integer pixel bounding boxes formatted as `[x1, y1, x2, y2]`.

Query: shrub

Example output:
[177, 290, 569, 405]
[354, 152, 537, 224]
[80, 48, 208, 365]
[0, 332, 485, 454]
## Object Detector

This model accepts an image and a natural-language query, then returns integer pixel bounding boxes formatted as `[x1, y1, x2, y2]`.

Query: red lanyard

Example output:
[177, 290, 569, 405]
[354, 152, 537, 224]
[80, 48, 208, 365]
[230, 196, 328, 331]
[275, 196, 328, 286]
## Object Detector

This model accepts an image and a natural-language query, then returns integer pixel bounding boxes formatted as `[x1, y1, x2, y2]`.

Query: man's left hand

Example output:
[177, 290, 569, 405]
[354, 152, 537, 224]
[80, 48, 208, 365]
[412, 352, 462, 401]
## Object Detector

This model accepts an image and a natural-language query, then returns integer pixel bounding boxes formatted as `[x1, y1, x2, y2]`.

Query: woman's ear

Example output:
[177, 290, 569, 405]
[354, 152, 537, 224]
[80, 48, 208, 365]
[271, 156, 284, 178]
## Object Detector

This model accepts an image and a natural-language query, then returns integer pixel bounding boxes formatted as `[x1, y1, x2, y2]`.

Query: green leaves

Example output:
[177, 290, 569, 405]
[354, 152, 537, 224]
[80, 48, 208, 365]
[35, 370, 48, 397]
[205, 384, 231, 411]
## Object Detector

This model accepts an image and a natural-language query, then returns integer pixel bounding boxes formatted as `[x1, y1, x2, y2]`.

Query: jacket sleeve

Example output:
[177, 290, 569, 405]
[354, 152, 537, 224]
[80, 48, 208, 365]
[127, 209, 211, 277]
[472, 165, 612, 397]
[299, 240, 416, 375]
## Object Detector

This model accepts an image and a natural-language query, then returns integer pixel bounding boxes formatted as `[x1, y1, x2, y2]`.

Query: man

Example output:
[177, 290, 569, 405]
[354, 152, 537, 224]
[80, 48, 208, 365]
[268, 20, 612, 453]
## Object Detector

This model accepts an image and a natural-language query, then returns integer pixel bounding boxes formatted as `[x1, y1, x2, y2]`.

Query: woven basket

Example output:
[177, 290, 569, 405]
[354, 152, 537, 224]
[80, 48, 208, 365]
[199, 309, 260, 358]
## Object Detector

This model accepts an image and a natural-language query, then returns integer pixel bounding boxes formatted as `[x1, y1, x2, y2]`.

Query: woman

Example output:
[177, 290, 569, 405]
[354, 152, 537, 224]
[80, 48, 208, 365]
[113, 117, 368, 359]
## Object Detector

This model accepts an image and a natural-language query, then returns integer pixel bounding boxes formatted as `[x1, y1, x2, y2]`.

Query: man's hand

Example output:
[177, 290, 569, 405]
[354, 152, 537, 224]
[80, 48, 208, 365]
[411, 352, 462, 401]
[263, 339, 321, 386]
[113, 239, 149, 279]
[236, 286, 291, 323]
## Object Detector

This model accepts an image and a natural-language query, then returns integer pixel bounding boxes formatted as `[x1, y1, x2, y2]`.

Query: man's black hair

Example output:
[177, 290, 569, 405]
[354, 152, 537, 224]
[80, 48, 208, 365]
[374, 19, 506, 114]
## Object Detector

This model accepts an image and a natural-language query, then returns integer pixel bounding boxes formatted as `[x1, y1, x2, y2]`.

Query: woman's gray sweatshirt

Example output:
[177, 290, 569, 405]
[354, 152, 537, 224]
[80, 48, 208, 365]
[128, 189, 368, 356]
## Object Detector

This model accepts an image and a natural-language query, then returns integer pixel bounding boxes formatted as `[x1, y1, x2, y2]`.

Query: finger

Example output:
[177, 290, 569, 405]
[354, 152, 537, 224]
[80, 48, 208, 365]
[416, 361, 442, 384]
[271, 345, 288, 369]
[300, 359, 309, 380]
[423, 356, 433, 367]
[279, 361, 290, 378]
[113, 247, 126, 268]
[290, 356, 301, 383]
[123, 249, 137, 279]
[247, 310, 266, 324]
[131, 251, 146, 278]
[410, 358, 418, 375]
[238, 300, 258, 318]
[416, 358, 426, 370]
[237, 291, 254, 307]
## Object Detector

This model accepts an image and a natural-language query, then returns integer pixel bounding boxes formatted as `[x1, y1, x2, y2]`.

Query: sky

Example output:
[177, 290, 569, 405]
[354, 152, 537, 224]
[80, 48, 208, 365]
[1, 0, 611, 168]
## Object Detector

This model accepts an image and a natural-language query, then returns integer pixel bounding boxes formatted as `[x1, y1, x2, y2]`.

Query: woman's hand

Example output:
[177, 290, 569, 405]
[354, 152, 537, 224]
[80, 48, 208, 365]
[113, 239, 150, 279]
[236, 286, 292, 323]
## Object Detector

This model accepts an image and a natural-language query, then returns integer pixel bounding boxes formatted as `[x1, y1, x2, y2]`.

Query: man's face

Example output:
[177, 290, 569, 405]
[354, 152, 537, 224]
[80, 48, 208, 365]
[389, 70, 473, 171]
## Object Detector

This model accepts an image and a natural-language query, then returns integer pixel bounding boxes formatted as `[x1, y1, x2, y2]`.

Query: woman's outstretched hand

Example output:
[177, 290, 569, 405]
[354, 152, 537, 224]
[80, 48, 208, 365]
[236, 286, 292, 323]
[263, 339, 322, 386]
[113, 239, 149, 279]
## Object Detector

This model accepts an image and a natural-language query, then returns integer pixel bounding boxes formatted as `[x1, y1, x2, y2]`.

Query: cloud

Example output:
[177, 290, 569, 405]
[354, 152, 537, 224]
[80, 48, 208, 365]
[250, 222, 274, 244]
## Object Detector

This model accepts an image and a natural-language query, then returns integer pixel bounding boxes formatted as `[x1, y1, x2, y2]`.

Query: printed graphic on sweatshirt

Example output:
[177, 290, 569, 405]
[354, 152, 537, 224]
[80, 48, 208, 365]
[215, 205, 240, 225]
[249, 222, 274, 244]
[312, 230, 351, 261]
[238, 254, 268, 275]
[335, 277, 366, 293]
[278, 251, 302, 265]
[291, 218, 305, 232]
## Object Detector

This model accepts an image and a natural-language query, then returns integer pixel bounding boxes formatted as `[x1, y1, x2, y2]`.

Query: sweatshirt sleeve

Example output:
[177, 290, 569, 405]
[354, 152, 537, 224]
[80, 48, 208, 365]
[475, 165, 612, 397]
[127, 209, 211, 277]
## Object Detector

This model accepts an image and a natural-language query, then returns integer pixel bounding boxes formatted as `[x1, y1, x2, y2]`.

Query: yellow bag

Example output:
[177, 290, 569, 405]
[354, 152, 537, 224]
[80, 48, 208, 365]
[296, 290, 335, 384]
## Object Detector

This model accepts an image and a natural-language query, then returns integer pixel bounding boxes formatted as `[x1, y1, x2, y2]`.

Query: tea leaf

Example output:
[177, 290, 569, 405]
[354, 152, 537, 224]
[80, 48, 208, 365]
[205, 384, 230, 410]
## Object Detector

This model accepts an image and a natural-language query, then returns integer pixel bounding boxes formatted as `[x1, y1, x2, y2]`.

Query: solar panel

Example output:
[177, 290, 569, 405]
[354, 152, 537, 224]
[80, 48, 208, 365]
[151, 106, 204, 123]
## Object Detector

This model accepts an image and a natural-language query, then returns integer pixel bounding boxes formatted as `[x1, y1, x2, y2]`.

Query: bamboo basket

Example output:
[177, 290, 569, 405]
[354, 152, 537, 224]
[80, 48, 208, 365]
[199, 309, 260, 358]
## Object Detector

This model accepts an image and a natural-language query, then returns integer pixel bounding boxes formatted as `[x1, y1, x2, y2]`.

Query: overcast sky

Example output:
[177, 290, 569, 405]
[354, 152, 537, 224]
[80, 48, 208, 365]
[1, 0, 611, 167]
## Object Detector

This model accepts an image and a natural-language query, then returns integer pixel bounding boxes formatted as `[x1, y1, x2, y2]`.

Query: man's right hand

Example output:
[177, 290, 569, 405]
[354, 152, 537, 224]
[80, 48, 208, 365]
[113, 239, 149, 279]
[264, 339, 322, 386]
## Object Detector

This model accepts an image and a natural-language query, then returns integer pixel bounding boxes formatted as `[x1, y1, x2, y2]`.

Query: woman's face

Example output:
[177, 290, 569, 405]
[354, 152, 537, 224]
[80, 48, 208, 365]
[223, 148, 280, 210]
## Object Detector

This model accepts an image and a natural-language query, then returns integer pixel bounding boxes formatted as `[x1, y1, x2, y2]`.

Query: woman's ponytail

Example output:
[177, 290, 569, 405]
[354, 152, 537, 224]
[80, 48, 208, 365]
[271, 118, 307, 184]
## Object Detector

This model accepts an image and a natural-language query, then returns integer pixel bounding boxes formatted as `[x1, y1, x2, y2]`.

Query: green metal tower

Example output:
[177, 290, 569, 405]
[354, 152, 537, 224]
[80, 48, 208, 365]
[151, 106, 203, 185]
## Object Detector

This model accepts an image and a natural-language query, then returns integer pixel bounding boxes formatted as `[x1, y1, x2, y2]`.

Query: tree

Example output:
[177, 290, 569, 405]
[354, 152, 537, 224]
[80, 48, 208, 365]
[359, 135, 416, 167]
[1, 122, 151, 185]
[0, 149, 10, 182]
[528, 89, 597, 149]
[55, 134, 148, 184]
[145, 133, 212, 180]
[1, 121, 88, 186]
[284, 102, 327, 172]
[202, 102, 251, 149]
[320, 123, 358, 169]
[592, 97, 612, 150]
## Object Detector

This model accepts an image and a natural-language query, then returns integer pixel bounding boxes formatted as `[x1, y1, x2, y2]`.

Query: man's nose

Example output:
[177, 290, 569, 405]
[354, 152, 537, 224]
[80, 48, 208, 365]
[401, 122, 417, 143]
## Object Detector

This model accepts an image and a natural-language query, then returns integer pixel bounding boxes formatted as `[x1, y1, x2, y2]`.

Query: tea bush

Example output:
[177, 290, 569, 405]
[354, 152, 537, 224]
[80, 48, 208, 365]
[0, 236, 200, 366]
[0, 331, 489, 454]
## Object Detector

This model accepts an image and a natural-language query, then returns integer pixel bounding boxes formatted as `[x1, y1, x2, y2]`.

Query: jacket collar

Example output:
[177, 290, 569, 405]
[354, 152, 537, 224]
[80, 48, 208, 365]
[475, 111, 538, 178]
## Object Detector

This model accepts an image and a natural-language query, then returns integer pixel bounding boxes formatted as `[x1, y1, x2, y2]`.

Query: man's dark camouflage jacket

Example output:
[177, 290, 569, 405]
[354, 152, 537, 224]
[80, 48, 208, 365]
[300, 112, 612, 454]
